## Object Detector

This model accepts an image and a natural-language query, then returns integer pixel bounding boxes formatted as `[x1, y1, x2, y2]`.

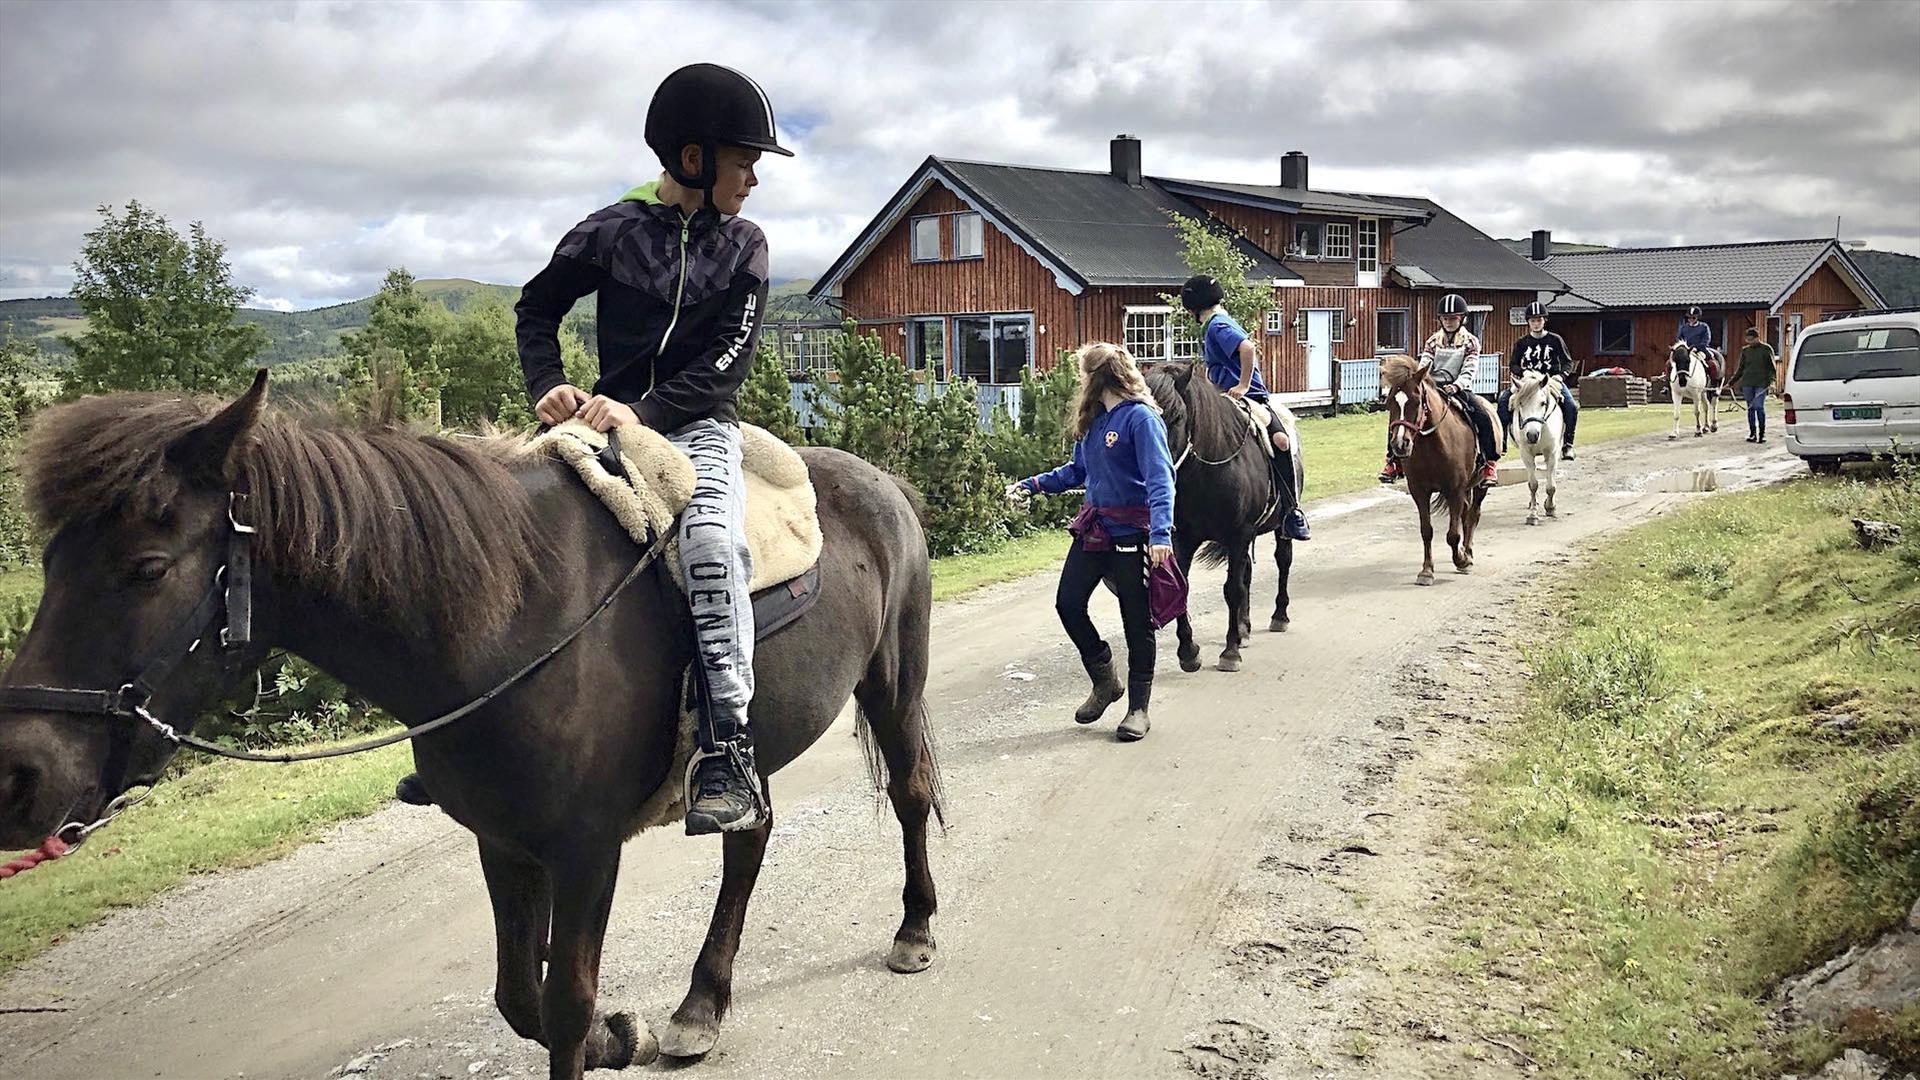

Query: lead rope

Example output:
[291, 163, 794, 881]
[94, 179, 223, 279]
[0, 788, 150, 879]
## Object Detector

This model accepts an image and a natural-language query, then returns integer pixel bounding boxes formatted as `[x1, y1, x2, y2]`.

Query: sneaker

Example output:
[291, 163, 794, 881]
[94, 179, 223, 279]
[1478, 461, 1499, 488]
[1378, 459, 1402, 483]
[1561, 446, 1575, 462]
[686, 747, 768, 835]
[1282, 508, 1311, 542]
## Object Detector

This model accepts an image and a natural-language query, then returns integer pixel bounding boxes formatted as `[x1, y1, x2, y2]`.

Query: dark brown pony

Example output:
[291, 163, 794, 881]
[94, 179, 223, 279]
[0, 373, 944, 1079]
[1146, 361, 1302, 673]
[1381, 354, 1488, 586]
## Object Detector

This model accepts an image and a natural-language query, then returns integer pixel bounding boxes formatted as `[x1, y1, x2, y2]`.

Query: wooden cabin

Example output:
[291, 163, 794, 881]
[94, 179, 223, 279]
[808, 139, 1566, 407]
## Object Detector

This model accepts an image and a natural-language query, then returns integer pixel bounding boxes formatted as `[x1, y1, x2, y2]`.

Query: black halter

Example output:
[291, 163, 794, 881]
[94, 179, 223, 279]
[0, 491, 257, 724]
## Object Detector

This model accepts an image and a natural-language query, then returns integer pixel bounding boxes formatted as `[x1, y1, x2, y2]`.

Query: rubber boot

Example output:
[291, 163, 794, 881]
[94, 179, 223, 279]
[1075, 652, 1124, 725]
[1273, 453, 1310, 540]
[1117, 680, 1151, 742]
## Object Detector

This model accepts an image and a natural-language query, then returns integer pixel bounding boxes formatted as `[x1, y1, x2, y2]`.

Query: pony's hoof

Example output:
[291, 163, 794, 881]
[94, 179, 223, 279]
[1179, 653, 1203, 673]
[1668, 434, 1678, 441]
[1217, 655, 1242, 673]
[1415, 572, 1434, 587]
[659, 1014, 721, 1060]
[1526, 515, 1538, 526]
[1269, 617, 1289, 633]
[887, 934, 936, 973]
[589, 1011, 657, 1069]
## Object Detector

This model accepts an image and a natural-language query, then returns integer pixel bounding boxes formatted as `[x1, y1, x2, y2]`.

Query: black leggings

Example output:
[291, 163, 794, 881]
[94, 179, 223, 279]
[1056, 534, 1155, 693]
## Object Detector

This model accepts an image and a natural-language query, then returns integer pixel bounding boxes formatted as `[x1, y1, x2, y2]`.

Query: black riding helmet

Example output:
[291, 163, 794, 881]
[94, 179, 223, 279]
[644, 64, 794, 198]
[1439, 293, 1468, 317]
[1524, 300, 1549, 319]
[1180, 274, 1225, 314]
[1686, 305, 1702, 319]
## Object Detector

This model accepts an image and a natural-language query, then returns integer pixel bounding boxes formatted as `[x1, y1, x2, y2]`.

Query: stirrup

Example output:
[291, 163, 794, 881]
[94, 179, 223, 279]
[684, 740, 769, 834]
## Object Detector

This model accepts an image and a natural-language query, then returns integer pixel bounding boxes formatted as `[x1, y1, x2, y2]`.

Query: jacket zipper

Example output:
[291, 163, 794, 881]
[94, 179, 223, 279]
[651, 213, 692, 393]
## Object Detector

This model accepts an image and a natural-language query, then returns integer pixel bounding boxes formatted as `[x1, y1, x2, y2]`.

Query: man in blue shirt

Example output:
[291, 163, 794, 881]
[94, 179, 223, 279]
[1180, 275, 1310, 542]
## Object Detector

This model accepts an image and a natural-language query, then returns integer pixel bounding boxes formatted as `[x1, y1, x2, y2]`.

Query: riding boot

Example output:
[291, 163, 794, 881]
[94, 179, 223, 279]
[1378, 454, 1402, 483]
[394, 772, 433, 806]
[1272, 452, 1310, 540]
[1075, 648, 1124, 725]
[1116, 680, 1151, 742]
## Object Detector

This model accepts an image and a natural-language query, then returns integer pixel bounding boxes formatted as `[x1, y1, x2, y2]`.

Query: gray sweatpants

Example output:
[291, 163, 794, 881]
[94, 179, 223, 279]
[667, 419, 754, 748]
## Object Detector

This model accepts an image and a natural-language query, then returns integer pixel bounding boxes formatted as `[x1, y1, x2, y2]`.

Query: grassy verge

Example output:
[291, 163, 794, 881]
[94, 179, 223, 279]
[0, 742, 410, 976]
[1445, 468, 1919, 1076]
[930, 529, 1068, 602]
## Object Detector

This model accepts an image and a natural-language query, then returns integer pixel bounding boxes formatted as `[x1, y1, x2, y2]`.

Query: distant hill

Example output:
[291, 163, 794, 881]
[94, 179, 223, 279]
[0, 278, 587, 366]
[1852, 249, 1920, 308]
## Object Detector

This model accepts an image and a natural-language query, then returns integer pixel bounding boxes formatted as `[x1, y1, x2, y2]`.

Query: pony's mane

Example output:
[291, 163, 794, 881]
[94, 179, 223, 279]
[1379, 354, 1427, 393]
[23, 392, 546, 642]
[1146, 361, 1248, 458]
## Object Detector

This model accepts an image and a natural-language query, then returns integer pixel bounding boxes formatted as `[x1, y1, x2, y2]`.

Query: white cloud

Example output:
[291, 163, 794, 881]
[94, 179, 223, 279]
[1, 0, 1915, 309]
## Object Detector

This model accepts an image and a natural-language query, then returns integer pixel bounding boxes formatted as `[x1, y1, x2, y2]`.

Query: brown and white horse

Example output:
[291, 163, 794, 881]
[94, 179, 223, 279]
[1382, 355, 1488, 586]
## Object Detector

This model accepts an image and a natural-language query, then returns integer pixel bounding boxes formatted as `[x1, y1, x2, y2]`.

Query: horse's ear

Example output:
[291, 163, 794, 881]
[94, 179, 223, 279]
[168, 369, 269, 487]
[1416, 356, 1433, 375]
[1172, 361, 1194, 388]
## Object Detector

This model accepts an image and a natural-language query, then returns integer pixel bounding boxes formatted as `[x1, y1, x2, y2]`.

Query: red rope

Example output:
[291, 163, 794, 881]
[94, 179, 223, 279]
[0, 836, 70, 879]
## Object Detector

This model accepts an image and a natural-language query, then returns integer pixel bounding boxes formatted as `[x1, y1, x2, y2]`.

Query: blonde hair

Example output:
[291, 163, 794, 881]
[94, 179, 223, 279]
[1070, 341, 1157, 440]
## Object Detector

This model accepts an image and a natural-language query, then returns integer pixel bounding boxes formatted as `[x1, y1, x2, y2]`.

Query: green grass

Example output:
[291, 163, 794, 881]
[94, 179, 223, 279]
[930, 529, 1068, 602]
[1295, 401, 1704, 502]
[0, 741, 411, 975]
[0, 565, 39, 609]
[1445, 468, 1920, 1077]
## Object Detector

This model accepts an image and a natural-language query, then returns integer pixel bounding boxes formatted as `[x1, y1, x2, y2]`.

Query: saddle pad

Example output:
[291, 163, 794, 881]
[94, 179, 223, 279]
[526, 419, 823, 595]
[1237, 398, 1277, 460]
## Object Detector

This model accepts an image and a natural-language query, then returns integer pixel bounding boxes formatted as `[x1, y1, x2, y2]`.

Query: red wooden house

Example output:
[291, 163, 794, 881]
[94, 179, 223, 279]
[807, 138, 1567, 405]
[1525, 234, 1886, 386]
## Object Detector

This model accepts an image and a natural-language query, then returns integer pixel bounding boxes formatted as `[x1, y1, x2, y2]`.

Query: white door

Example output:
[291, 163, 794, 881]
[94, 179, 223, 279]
[1307, 310, 1334, 391]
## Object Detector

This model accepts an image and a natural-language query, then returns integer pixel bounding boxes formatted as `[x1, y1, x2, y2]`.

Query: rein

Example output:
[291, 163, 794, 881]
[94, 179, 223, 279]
[0, 438, 668, 864]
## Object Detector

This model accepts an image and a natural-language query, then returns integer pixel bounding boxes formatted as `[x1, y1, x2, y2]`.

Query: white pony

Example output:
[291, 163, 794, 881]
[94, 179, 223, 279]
[1668, 345, 1720, 439]
[1506, 368, 1563, 525]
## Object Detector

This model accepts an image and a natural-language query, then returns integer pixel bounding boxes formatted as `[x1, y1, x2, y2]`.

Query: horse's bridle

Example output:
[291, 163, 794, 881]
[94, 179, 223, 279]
[1387, 382, 1436, 456]
[0, 490, 260, 841]
[1515, 373, 1562, 435]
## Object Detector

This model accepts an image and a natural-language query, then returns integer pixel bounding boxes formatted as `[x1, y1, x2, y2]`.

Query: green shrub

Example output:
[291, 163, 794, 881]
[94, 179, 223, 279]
[738, 339, 804, 444]
[985, 356, 1078, 533]
[911, 379, 1011, 555]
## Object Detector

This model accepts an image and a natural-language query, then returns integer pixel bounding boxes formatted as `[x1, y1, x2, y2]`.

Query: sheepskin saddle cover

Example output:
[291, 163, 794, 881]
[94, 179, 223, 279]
[526, 419, 822, 594]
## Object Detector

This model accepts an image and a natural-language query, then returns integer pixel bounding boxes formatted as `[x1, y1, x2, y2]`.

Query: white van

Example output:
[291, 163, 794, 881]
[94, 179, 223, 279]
[1782, 309, 1920, 474]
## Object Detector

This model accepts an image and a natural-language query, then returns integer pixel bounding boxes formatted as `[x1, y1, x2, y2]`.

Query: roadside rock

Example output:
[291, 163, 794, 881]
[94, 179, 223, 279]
[1780, 1047, 1904, 1080]
[1776, 897, 1920, 1039]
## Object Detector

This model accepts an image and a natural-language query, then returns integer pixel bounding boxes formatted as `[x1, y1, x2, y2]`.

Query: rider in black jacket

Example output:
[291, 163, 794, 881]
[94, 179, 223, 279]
[1498, 301, 1579, 461]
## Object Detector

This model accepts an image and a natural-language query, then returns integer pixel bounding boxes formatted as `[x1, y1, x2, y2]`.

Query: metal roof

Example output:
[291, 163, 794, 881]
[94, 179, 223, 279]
[1152, 179, 1430, 220]
[1540, 239, 1878, 310]
[1382, 198, 1569, 293]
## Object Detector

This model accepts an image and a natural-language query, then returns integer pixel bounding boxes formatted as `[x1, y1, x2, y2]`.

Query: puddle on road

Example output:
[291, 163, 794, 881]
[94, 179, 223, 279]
[1654, 469, 1720, 493]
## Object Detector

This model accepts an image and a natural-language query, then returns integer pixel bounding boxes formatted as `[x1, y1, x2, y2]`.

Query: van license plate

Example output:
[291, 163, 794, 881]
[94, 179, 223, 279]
[1832, 406, 1882, 420]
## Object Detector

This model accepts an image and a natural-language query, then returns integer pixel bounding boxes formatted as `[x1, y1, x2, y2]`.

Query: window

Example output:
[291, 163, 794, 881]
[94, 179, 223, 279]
[1792, 326, 1920, 381]
[954, 314, 1032, 383]
[1291, 223, 1321, 258]
[1510, 306, 1530, 326]
[1375, 309, 1410, 353]
[909, 318, 946, 381]
[1264, 309, 1285, 336]
[1295, 309, 1345, 343]
[910, 216, 941, 262]
[1171, 320, 1200, 361]
[1356, 219, 1378, 274]
[1466, 304, 1491, 340]
[1598, 318, 1634, 355]
[1325, 223, 1352, 260]
[1124, 307, 1171, 363]
[952, 213, 984, 259]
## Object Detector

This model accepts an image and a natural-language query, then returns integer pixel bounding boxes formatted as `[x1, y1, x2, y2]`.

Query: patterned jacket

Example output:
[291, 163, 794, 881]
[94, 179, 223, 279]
[1420, 327, 1481, 385]
[516, 181, 769, 432]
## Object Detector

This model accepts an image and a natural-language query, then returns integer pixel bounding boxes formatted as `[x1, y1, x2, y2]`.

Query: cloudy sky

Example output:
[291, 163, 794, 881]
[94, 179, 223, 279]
[2, 0, 1916, 310]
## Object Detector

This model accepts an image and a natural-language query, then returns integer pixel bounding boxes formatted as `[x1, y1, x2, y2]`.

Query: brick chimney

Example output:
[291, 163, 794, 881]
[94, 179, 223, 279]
[1110, 135, 1142, 187]
[1530, 229, 1551, 261]
[1281, 150, 1309, 190]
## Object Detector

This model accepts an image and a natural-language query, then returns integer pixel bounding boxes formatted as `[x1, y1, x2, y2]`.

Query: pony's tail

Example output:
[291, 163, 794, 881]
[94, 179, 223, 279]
[853, 699, 949, 833]
[1195, 540, 1233, 568]
[887, 472, 930, 530]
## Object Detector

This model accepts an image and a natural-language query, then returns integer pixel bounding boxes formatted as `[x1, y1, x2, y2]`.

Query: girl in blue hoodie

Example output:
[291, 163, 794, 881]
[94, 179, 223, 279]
[1009, 343, 1176, 742]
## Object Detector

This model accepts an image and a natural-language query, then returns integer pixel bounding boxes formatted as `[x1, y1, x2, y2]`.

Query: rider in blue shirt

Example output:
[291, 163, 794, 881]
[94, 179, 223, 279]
[1179, 275, 1310, 542]
[1673, 305, 1723, 387]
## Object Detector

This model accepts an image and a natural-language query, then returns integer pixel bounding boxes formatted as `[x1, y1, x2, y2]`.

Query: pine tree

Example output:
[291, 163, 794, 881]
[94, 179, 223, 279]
[738, 340, 804, 444]
[1161, 211, 1271, 345]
